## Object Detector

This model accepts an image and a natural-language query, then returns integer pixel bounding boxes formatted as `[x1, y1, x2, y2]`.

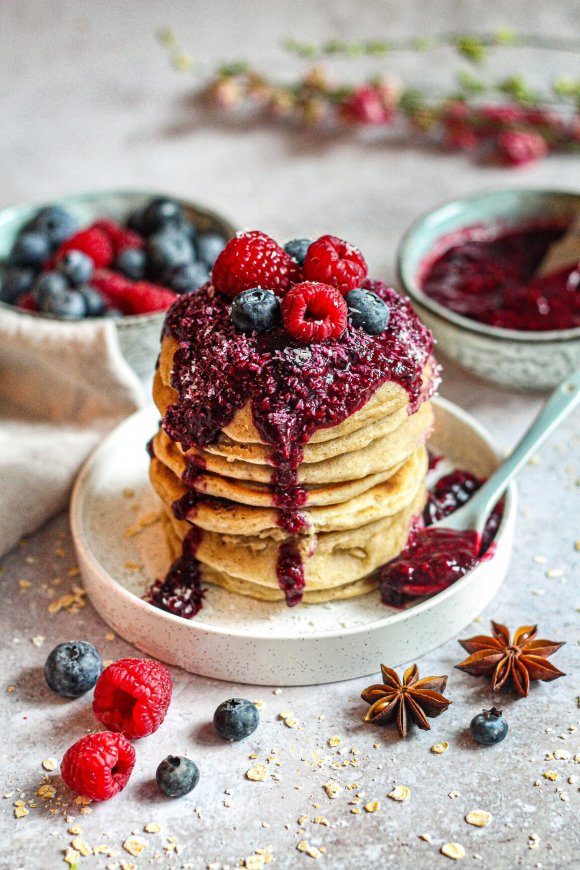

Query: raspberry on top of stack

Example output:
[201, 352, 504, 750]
[148, 230, 440, 613]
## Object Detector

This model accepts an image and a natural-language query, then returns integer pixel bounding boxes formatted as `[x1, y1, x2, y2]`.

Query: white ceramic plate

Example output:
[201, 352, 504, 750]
[70, 399, 516, 686]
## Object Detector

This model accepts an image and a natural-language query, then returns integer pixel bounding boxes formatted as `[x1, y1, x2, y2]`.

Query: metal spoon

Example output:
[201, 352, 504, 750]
[436, 370, 580, 539]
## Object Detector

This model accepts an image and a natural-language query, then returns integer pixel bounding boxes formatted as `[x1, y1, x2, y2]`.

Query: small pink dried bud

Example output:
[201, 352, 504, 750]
[340, 85, 394, 125]
[496, 130, 548, 166]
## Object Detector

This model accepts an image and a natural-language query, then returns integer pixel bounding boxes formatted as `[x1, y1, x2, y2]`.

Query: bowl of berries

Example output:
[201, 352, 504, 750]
[0, 190, 235, 378]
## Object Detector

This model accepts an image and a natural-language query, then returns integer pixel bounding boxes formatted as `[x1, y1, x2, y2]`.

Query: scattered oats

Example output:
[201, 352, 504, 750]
[124, 561, 142, 571]
[419, 833, 432, 843]
[105, 632, 116, 641]
[32, 635, 46, 647]
[351, 807, 361, 814]
[144, 822, 161, 834]
[575, 754, 580, 764]
[37, 784, 56, 799]
[533, 780, 541, 787]
[323, 781, 341, 799]
[569, 725, 577, 732]
[18, 579, 32, 590]
[313, 816, 329, 826]
[298, 814, 309, 825]
[14, 804, 28, 818]
[6, 686, 14, 693]
[246, 764, 268, 782]
[253, 700, 265, 711]
[68, 825, 82, 835]
[244, 854, 265, 870]
[441, 842, 466, 860]
[543, 770, 558, 781]
[71, 836, 92, 856]
[532, 589, 546, 596]
[67, 567, 80, 577]
[528, 833, 540, 849]
[297, 840, 322, 859]
[448, 790, 461, 799]
[528, 455, 540, 466]
[364, 801, 380, 813]
[546, 568, 564, 578]
[575, 540, 580, 552]
[63, 848, 80, 865]
[94, 845, 116, 856]
[533, 555, 547, 564]
[373, 742, 382, 749]
[223, 800, 232, 808]
[42, 758, 57, 771]
[273, 688, 282, 695]
[388, 785, 410, 802]
[123, 836, 147, 857]
[120, 862, 136, 870]
[560, 792, 570, 802]
[431, 741, 449, 755]
[554, 750, 569, 760]
[465, 810, 492, 827]
[568, 775, 578, 784]
[328, 736, 342, 747]
[79, 806, 92, 815]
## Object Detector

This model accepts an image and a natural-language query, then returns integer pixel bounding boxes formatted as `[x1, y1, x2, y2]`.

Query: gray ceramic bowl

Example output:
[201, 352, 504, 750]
[0, 190, 236, 379]
[397, 189, 580, 391]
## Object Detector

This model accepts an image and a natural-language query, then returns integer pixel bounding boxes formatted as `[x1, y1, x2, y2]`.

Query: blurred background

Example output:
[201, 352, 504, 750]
[2, 0, 579, 287]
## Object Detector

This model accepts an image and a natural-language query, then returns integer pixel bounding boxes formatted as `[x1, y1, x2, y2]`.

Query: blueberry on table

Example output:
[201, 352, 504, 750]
[169, 261, 210, 294]
[284, 238, 312, 266]
[42, 287, 87, 320]
[24, 205, 77, 247]
[44, 640, 103, 698]
[9, 231, 51, 268]
[0, 267, 35, 304]
[79, 285, 106, 316]
[346, 288, 390, 335]
[33, 271, 69, 306]
[197, 232, 227, 268]
[57, 249, 94, 286]
[213, 698, 260, 740]
[470, 707, 508, 745]
[142, 197, 185, 234]
[147, 229, 195, 279]
[156, 755, 200, 797]
[114, 247, 147, 280]
[230, 288, 281, 333]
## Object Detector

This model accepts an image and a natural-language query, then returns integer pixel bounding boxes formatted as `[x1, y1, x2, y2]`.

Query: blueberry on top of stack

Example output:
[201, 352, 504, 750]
[0, 197, 228, 319]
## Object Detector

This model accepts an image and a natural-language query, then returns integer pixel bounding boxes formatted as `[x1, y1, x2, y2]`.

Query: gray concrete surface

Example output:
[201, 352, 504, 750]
[0, 2, 579, 868]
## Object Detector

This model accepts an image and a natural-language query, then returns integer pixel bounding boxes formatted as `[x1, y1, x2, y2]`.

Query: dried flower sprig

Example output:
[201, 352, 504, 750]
[158, 29, 580, 168]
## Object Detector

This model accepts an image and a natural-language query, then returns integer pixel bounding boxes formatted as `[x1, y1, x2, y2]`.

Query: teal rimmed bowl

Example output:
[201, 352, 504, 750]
[0, 190, 236, 379]
[396, 189, 580, 391]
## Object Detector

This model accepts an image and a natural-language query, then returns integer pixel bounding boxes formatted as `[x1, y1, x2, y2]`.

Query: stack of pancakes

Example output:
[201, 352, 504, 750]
[149, 333, 434, 604]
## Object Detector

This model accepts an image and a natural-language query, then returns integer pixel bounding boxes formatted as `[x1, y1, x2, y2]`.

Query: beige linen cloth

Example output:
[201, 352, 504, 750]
[0, 307, 146, 556]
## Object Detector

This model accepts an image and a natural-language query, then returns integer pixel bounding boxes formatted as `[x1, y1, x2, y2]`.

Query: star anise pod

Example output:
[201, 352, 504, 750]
[456, 621, 565, 698]
[361, 664, 451, 739]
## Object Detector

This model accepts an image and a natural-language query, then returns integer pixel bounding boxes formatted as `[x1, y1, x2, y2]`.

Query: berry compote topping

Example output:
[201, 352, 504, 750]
[161, 280, 437, 606]
[421, 221, 579, 331]
[380, 469, 503, 607]
[146, 526, 205, 618]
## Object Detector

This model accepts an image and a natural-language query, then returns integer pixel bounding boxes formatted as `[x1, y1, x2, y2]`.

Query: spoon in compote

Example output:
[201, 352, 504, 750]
[436, 370, 580, 541]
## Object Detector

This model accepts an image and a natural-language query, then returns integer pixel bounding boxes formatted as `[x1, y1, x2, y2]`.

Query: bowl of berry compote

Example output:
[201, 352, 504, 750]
[0, 190, 235, 378]
[397, 189, 580, 391]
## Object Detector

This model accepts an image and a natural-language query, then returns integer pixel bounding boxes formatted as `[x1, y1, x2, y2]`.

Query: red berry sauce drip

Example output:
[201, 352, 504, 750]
[380, 469, 503, 607]
[146, 526, 205, 618]
[421, 221, 579, 331]
[161, 280, 437, 606]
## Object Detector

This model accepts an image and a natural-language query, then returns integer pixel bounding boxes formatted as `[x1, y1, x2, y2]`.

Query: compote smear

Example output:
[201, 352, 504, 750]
[146, 527, 205, 618]
[160, 280, 437, 606]
[421, 222, 579, 331]
[380, 469, 503, 607]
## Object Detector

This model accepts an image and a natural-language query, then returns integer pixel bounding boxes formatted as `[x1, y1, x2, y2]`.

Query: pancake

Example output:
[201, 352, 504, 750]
[150, 447, 428, 536]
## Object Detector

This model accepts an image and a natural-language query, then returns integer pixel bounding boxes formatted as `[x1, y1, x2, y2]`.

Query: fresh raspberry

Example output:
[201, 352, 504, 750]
[60, 732, 135, 802]
[303, 234, 367, 295]
[211, 231, 301, 298]
[93, 657, 172, 739]
[93, 219, 144, 254]
[17, 292, 38, 312]
[92, 270, 176, 315]
[281, 281, 347, 344]
[54, 226, 114, 269]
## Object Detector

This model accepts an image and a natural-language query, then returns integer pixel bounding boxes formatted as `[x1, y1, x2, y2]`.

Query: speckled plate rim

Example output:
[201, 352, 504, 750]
[396, 187, 580, 344]
[70, 397, 516, 643]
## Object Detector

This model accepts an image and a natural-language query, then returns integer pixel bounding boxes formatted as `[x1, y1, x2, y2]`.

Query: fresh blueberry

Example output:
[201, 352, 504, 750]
[142, 197, 185, 234]
[156, 755, 200, 798]
[284, 238, 312, 266]
[169, 261, 210, 294]
[230, 288, 281, 334]
[25, 206, 77, 248]
[41, 287, 87, 320]
[126, 206, 148, 236]
[114, 247, 147, 280]
[44, 640, 103, 698]
[346, 288, 390, 335]
[9, 231, 51, 268]
[32, 271, 69, 307]
[0, 267, 35, 304]
[196, 232, 227, 268]
[147, 229, 194, 279]
[470, 707, 508, 745]
[79, 285, 106, 316]
[57, 250, 94, 286]
[213, 698, 260, 740]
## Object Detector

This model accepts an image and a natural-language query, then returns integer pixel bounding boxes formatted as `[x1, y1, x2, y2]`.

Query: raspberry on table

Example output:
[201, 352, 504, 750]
[93, 219, 144, 254]
[60, 731, 135, 801]
[303, 234, 367, 295]
[54, 226, 114, 269]
[93, 657, 172, 739]
[281, 281, 347, 343]
[211, 230, 301, 298]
